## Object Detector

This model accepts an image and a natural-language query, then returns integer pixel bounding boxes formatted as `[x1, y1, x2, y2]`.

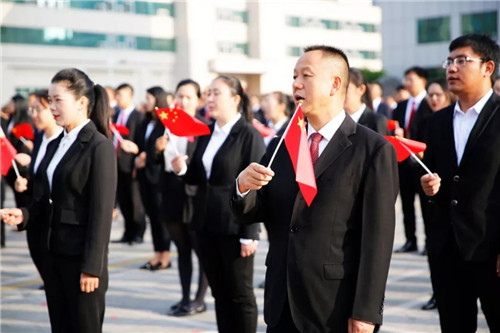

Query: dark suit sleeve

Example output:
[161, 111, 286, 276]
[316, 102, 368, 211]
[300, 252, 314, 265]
[81, 140, 117, 277]
[352, 141, 398, 324]
[375, 114, 389, 136]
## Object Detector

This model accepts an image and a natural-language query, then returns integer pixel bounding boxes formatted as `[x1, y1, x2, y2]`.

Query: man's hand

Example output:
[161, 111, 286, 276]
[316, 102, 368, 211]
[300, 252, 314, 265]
[120, 139, 139, 154]
[241, 241, 257, 258]
[0, 208, 24, 226]
[171, 155, 188, 174]
[14, 177, 28, 193]
[14, 153, 31, 167]
[22, 140, 34, 151]
[80, 273, 99, 293]
[135, 152, 147, 169]
[420, 173, 441, 196]
[155, 135, 168, 153]
[237, 163, 274, 193]
[348, 318, 375, 333]
[394, 127, 404, 138]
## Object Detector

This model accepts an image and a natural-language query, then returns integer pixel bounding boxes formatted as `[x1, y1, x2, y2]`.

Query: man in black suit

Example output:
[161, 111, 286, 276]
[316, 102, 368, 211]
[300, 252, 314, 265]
[420, 34, 500, 333]
[112, 83, 146, 244]
[232, 45, 398, 333]
[369, 82, 391, 119]
[392, 67, 432, 253]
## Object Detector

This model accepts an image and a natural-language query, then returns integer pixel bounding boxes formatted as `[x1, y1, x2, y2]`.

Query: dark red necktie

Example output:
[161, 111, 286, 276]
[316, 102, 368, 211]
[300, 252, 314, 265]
[310, 132, 323, 165]
[405, 101, 416, 138]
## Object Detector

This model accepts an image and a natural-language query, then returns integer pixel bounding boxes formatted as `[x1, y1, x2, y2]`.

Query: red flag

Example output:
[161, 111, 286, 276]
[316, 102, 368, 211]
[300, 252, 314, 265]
[11, 123, 34, 140]
[252, 119, 275, 137]
[384, 136, 426, 162]
[156, 107, 210, 137]
[1, 135, 17, 176]
[387, 120, 399, 131]
[110, 123, 130, 136]
[284, 106, 317, 206]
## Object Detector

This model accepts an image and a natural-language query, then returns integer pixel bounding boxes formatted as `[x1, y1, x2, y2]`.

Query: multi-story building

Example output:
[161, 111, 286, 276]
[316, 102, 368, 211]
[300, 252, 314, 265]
[377, 1, 500, 78]
[1, 0, 381, 103]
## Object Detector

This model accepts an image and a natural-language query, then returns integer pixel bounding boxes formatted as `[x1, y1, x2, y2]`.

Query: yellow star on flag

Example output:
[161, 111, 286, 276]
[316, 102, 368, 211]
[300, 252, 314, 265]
[297, 116, 305, 132]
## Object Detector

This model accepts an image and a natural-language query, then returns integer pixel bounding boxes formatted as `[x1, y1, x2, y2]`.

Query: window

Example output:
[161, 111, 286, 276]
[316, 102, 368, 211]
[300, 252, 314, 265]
[217, 42, 249, 55]
[461, 11, 497, 39]
[216, 8, 248, 23]
[1, 26, 176, 52]
[287, 46, 302, 57]
[418, 16, 450, 43]
[286, 16, 377, 32]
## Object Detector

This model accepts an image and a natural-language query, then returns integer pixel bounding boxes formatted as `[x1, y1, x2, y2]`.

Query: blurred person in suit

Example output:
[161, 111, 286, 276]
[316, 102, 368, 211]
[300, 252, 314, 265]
[421, 34, 500, 332]
[369, 81, 391, 118]
[262, 91, 291, 146]
[1, 68, 117, 333]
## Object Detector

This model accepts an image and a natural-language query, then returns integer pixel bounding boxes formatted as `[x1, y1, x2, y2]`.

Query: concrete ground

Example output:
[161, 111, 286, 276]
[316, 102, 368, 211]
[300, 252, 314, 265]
[1, 188, 488, 332]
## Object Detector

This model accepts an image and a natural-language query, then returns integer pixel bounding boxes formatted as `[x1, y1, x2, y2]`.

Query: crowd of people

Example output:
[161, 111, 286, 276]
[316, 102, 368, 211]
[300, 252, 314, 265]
[1, 33, 499, 333]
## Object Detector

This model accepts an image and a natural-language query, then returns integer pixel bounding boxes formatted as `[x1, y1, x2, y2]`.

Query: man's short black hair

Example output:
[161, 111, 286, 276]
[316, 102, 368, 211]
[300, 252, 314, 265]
[303, 45, 350, 69]
[116, 83, 134, 94]
[404, 66, 428, 80]
[449, 33, 500, 82]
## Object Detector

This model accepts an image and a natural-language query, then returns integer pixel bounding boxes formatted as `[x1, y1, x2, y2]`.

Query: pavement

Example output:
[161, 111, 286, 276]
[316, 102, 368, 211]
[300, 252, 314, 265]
[1, 187, 488, 333]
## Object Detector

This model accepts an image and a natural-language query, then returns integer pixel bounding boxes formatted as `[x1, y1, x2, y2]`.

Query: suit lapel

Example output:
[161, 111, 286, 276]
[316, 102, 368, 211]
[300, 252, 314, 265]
[313, 115, 355, 179]
[460, 94, 499, 166]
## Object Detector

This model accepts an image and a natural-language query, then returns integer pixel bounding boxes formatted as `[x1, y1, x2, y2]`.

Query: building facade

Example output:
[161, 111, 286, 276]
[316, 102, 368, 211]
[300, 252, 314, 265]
[377, 1, 500, 78]
[1, 0, 381, 104]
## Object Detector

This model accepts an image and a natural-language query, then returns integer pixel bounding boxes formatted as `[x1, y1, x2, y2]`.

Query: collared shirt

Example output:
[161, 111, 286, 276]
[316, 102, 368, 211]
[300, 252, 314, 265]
[372, 97, 381, 113]
[114, 105, 135, 148]
[46, 119, 90, 191]
[349, 104, 366, 124]
[404, 90, 427, 128]
[453, 89, 493, 165]
[264, 117, 289, 146]
[33, 129, 63, 174]
[307, 110, 346, 158]
[144, 120, 156, 141]
[164, 133, 188, 173]
[202, 113, 241, 179]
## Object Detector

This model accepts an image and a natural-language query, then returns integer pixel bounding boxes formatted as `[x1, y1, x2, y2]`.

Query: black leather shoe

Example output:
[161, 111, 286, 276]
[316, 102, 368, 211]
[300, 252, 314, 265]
[111, 236, 130, 243]
[395, 240, 418, 253]
[168, 304, 196, 317]
[258, 280, 265, 289]
[421, 295, 437, 310]
[129, 236, 143, 245]
[193, 302, 206, 313]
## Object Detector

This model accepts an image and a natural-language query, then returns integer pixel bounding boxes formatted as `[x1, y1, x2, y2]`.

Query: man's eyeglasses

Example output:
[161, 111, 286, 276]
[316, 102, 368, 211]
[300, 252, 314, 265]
[442, 56, 485, 69]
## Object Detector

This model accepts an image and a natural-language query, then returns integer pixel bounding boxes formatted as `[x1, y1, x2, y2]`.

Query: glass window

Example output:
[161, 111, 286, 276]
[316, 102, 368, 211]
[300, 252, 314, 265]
[216, 8, 248, 23]
[286, 16, 301, 27]
[217, 42, 249, 55]
[418, 16, 450, 43]
[287, 46, 302, 57]
[461, 11, 497, 39]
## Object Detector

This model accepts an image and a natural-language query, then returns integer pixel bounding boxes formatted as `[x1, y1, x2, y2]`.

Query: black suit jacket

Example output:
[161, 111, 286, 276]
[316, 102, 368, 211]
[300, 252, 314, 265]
[376, 101, 391, 119]
[184, 116, 265, 238]
[19, 121, 117, 277]
[113, 108, 144, 173]
[232, 115, 398, 330]
[423, 93, 500, 262]
[358, 108, 388, 136]
[392, 97, 432, 141]
[135, 118, 165, 184]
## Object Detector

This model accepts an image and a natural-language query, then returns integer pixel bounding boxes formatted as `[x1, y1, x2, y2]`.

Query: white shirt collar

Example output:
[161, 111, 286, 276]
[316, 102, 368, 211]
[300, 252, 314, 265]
[43, 128, 64, 142]
[119, 104, 135, 114]
[214, 113, 241, 136]
[454, 89, 493, 116]
[349, 104, 367, 123]
[268, 117, 289, 132]
[307, 110, 346, 142]
[63, 119, 91, 141]
[409, 90, 427, 107]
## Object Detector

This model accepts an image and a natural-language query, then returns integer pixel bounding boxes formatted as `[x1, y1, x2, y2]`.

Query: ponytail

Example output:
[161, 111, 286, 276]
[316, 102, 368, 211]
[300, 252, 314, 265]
[91, 84, 111, 138]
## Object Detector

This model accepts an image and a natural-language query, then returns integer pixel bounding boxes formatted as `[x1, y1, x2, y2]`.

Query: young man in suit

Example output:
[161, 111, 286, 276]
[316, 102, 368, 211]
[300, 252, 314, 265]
[112, 83, 146, 244]
[232, 45, 398, 333]
[421, 34, 500, 333]
[369, 82, 391, 119]
[392, 66, 432, 253]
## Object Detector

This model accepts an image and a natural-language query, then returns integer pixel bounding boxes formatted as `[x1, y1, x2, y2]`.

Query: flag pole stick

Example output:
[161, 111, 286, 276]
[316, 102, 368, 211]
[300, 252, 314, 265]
[164, 128, 181, 156]
[399, 140, 434, 177]
[109, 121, 124, 143]
[11, 159, 21, 178]
[267, 103, 302, 169]
[19, 137, 30, 147]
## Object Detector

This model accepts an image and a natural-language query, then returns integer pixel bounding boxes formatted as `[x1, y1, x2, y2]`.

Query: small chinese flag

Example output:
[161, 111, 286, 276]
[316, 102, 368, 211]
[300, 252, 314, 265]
[284, 105, 317, 206]
[252, 119, 275, 138]
[384, 136, 426, 162]
[110, 123, 130, 136]
[11, 123, 34, 140]
[387, 120, 399, 131]
[1, 134, 17, 176]
[155, 106, 210, 137]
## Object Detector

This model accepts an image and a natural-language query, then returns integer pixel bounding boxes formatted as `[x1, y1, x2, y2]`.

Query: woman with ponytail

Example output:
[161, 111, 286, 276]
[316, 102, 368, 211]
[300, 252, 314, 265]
[1, 68, 117, 333]
[171, 75, 265, 332]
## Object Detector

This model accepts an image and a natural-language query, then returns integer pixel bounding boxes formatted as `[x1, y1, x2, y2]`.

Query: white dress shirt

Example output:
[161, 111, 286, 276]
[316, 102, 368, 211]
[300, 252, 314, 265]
[372, 97, 381, 113]
[164, 133, 188, 173]
[202, 113, 241, 179]
[46, 120, 90, 191]
[264, 117, 289, 146]
[113, 105, 135, 148]
[405, 90, 427, 128]
[307, 110, 346, 157]
[33, 129, 63, 174]
[453, 89, 493, 165]
[144, 120, 155, 141]
[349, 104, 366, 124]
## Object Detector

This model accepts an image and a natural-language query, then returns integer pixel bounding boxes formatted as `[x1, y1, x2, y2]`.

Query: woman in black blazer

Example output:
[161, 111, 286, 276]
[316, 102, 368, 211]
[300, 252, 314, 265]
[135, 86, 171, 270]
[1, 68, 117, 333]
[156, 79, 208, 316]
[14, 89, 63, 283]
[172, 75, 265, 333]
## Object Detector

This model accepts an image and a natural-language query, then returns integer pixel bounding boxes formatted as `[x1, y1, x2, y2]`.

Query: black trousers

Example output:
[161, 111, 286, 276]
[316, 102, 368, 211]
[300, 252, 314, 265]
[138, 178, 170, 252]
[116, 169, 146, 240]
[197, 233, 257, 333]
[429, 235, 500, 333]
[27, 226, 46, 281]
[43, 253, 108, 333]
[397, 160, 419, 243]
[267, 295, 300, 333]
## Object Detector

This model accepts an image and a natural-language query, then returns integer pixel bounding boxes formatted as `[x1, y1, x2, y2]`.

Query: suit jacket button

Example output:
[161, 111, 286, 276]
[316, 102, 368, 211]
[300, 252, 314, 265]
[453, 175, 460, 182]
[451, 199, 458, 206]
[290, 226, 298, 233]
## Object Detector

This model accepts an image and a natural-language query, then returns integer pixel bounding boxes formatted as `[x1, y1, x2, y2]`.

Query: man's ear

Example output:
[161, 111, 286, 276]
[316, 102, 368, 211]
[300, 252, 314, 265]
[330, 76, 342, 96]
[483, 60, 495, 79]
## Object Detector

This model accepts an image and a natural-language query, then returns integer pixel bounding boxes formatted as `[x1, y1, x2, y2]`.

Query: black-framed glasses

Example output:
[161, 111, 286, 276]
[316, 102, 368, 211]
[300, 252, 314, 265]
[442, 56, 484, 69]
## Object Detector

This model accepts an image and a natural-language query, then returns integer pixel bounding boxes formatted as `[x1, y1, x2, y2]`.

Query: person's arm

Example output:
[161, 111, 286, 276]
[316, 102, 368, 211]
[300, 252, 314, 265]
[351, 141, 398, 325]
